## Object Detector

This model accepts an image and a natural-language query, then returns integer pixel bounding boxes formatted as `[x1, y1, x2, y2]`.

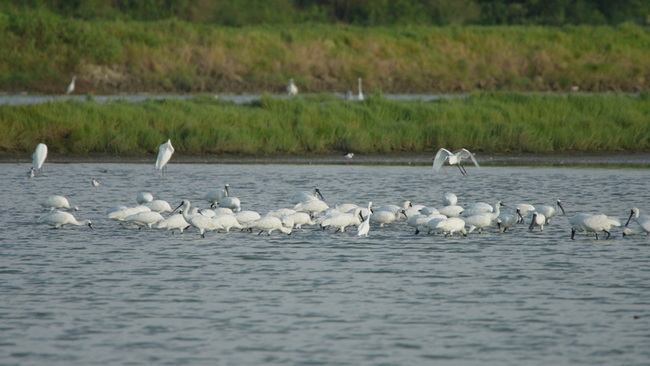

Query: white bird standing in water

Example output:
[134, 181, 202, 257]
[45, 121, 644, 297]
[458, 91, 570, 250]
[357, 78, 364, 101]
[155, 139, 174, 176]
[37, 195, 78, 211]
[287, 79, 298, 96]
[528, 212, 547, 232]
[92, 179, 100, 188]
[357, 202, 372, 237]
[570, 213, 621, 240]
[32, 143, 48, 173]
[38, 211, 92, 229]
[625, 207, 650, 234]
[432, 148, 480, 175]
[66, 76, 76, 94]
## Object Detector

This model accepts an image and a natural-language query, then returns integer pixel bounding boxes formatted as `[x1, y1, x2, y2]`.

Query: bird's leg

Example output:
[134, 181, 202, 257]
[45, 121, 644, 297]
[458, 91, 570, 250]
[457, 164, 466, 175]
[571, 229, 576, 240]
[595, 232, 599, 240]
[605, 230, 611, 239]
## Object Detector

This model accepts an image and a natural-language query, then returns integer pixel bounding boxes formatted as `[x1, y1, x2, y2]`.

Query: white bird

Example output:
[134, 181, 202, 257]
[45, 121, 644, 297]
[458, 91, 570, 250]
[287, 78, 298, 96]
[514, 203, 536, 223]
[464, 201, 505, 233]
[536, 200, 565, 224]
[124, 211, 165, 229]
[66, 76, 76, 94]
[290, 187, 324, 204]
[496, 209, 523, 233]
[32, 143, 48, 173]
[211, 214, 245, 233]
[235, 210, 262, 227]
[91, 179, 100, 188]
[343, 152, 354, 160]
[38, 210, 92, 229]
[435, 217, 467, 237]
[136, 192, 154, 204]
[438, 204, 464, 218]
[321, 208, 362, 233]
[107, 205, 151, 221]
[174, 200, 221, 238]
[442, 192, 458, 206]
[155, 139, 174, 176]
[357, 204, 371, 237]
[570, 213, 621, 240]
[285, 211, 315, 229]
[28, 167, 35, 179]
[154, 212, 190, 234]
[432, 148, 480, 175]
[369, 210, 400, 227]
[218, 196, 241, 212]
[625, 207, 650, 234]
[294, 199, 329, 216]
[248, 215, 292, 236]
[37, 195, 78, 211]
[528, 212, 547, 232]
[357, 78, 364, 101]
[143, 199, 173, 213]
[204, 184, 230, 208]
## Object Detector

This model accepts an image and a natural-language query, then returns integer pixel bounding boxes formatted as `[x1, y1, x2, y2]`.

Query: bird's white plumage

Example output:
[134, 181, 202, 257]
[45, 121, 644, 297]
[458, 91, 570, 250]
[432, 148, 480, 175]
[287, 79, 298, 96]
[38, 210, 92, 229]
[155, 139, 174, 171]
[32, 143, 48, 171]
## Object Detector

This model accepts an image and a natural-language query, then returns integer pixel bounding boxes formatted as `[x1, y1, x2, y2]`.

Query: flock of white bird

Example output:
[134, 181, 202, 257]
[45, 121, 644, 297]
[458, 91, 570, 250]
[30, 141, 649, 240]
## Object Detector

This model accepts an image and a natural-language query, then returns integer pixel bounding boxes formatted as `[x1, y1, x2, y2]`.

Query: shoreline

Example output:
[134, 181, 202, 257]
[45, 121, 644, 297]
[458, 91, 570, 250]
[3, 152, 650, 167]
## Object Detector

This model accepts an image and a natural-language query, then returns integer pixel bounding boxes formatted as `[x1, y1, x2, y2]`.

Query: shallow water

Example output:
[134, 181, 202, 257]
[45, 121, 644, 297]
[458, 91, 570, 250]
[1, 163, 649, 365]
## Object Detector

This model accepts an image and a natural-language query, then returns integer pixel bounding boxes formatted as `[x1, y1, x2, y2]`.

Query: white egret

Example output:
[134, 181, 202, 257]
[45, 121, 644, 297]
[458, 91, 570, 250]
[625, 208, 650, 234]
[287, 79, 298, 96]
[38, 210, 92, 229]
[32, 143, 48, 173]
[432, 148, 480, 175]
[66, 76, 76, 94]
[357, 78, 364, 101]
[155, 139, 174, 176]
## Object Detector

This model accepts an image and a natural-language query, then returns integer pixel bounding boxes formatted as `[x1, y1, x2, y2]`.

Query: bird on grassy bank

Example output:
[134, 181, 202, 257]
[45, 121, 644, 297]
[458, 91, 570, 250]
[155, 139, 174, 177]
[287, 79, 298, 96]
[66, 76, 76, 94]
[38, 210, 92, 229]
[432, 148, 480, 175]
[357, 78, 364, 101]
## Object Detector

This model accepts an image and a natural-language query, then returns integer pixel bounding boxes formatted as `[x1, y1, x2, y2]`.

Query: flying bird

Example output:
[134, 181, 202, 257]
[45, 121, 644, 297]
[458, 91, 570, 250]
[432, 148, 480, 175]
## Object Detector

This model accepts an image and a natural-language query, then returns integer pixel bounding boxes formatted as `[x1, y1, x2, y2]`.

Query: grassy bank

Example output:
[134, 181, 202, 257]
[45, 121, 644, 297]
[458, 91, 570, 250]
[1, 9, 649, 93]
[1, 93, 649, 156]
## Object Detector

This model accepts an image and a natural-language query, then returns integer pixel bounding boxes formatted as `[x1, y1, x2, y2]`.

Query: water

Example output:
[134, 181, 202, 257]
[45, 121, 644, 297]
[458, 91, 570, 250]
[1, 163, 649, 365]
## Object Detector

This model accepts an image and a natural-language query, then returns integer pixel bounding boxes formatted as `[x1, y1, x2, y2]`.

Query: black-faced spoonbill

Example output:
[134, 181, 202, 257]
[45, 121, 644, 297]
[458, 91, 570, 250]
[625, 208, 650, 234]
[432, 148, 480, 176]
[248, 215, 292, 236]
[155, 139, 174, 176]
[174, 200, 220, 238]
[38, 211, 92, 229]
[536, 200, 565, 224]
[357, 205, 371, 237]
[291, 188, 324, 204]
[37, 195, 78, 211]
[528, 212, 547, 232]
[204, 184, 230, 208]
[32, 143, 48, 174]
[570, 213, 621, 240]
[435, 217, 468, 237]
[287, 79, 298, 96]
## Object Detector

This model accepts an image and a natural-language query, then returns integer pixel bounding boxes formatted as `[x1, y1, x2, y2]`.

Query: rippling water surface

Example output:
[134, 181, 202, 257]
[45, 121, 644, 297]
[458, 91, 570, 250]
[1, 163, 649, 365]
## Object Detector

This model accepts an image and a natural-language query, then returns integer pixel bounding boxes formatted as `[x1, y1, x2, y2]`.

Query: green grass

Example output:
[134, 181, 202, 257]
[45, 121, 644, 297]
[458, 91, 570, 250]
[0, 8, 649, 93]
[1, 92, 649, 156]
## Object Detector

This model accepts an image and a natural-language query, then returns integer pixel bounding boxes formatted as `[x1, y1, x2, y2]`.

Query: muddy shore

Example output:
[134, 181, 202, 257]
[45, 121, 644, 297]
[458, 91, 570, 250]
[2, 152, 649, 167]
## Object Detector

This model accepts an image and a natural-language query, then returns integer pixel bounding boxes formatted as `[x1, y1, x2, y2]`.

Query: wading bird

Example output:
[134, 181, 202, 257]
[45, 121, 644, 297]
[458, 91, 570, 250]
[432, 148, 480, 175]
[38, 210, 92, 229]
[155, 139, 174, 176]
[66, 76, 76, 94]
[287, 79, 298, 96]
[32, 143, 48, 174]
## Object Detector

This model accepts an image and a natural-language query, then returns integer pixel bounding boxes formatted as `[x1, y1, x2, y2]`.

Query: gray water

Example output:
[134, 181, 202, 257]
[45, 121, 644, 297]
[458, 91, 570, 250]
[1, 162, 649, 365]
